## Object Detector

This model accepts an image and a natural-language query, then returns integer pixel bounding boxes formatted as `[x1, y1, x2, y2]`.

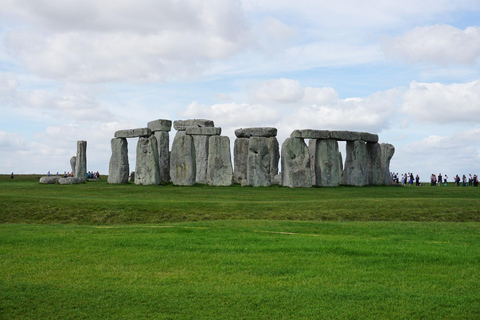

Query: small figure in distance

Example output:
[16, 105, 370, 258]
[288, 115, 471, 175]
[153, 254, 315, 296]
[444, 175, 448, 186]
[47, 171, 51, 177]
[10, 172, 14, 179]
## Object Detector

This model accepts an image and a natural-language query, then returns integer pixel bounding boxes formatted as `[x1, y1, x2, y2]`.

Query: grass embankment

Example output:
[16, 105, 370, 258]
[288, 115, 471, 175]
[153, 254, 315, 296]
[1, 175, 479, 319]
[1, 174, 479, 224]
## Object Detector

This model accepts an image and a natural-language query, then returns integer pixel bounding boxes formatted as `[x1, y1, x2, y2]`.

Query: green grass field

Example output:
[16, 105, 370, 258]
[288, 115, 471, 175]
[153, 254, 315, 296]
[1, 175, 480, 319]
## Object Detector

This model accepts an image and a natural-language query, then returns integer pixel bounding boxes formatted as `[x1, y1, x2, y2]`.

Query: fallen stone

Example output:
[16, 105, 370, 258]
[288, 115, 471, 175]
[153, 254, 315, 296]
[235, 127, 277, 138]
[135, 136, 160, 185]
[154, 131, 170, 183]
[147, 119, 172, 132]
[108, 138, 129, 184]
[39, 176, 59, 184]
[170, 131, 196, 186]
[192, 135, 209, 184]
[330, 131, 362, 141]
[70, 156, 76, 175]
[266, 137, 280, 182]
[312, 139, 342, 187]
[290, 129, 330, 139]
[233, 138, 249, 185]
[281, 138, 312, 188]
[173, 119, 214, 131]
[367, 142, 382, 185]
[342, 140, 368, 186]
[114, 128, 152, 138]
[207, 136, 233, 186]
[58, 177, 84, 185]
[75, 140, 87, 181]
[381, 143, 395, 185]
[247, 137, 271, 186]
[361, 132, 379, 143]
[185, 127, 221, 136]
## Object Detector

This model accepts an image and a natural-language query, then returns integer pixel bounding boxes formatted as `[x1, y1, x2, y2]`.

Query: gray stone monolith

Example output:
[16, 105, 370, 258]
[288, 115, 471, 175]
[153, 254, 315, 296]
[266, 137, 280, 182]
[39, 176, 60, 184]
[312, 139, 343, 187]
[291, 129, 330, 139]
[192, 135, 209, 184]
[170, 131, 196, 186]
[135, 136, 160, 185]
[75, 140, 87, 181]
[342, 140, 368, 186]
[367, 142, 382, 185]
[115, 128, 152, 138]
[108, 138, 129, 184]
[281, 137, 311, 188]
[58, 177, 84, 185]
[207, 136, 233, 186]
[70, 156, 76, 175]
[235, 127, 277, 138]
[147, 119, 172, 132]
[381, 143, 395, 185]
[233, 138, 249, 185]
[154, 131, 170, 183]
[247, 137, 271, 186]
[173, 119, 214, 131]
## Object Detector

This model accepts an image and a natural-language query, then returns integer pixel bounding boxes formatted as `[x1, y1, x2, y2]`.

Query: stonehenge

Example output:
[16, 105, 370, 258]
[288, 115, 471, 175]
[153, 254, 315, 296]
[104, 120, 394, 188]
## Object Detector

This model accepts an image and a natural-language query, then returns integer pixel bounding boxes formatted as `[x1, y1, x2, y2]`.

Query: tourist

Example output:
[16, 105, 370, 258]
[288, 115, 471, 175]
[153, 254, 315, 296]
[415, 174, 420, 186]
[47, 171, 50, 177]
[469, 174, 473, 186]
[474, 174, 478, 187]
[10, 172, 14, 179]
[455, 175, 460, 186]
[462, 175, 467, 187]
[438, 173, 442, 186]
[444, 175, 448, 186]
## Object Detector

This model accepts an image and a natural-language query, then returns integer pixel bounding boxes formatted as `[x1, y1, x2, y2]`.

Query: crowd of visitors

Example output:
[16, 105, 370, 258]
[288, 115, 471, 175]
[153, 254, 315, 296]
[46, 171, 101, 179]
[391, 172, 479, 187]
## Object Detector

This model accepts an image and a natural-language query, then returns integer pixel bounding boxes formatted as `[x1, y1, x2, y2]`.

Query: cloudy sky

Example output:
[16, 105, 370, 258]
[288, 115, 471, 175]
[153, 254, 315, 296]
[1, 0, 479, 181]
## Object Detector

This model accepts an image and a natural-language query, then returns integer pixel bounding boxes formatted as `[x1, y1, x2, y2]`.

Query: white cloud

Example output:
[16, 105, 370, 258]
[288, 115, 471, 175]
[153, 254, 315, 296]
[383, 25, 480, 65]
[2, 0, 252, 82]
[401, 80, 480, 124]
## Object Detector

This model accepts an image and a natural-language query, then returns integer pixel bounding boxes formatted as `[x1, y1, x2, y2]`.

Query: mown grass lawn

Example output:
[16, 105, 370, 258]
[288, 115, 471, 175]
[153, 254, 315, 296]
[1, 175, 479, 319]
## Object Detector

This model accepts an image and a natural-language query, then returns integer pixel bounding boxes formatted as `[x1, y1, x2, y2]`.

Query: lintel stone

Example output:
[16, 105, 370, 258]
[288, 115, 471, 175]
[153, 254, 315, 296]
[360, 132, 379, 143]
[290, 129, 330, 139]
[174, 119, 214, 131]
[235, 127, 277, 138]
[147, 119, 172, 132]
[185, 127, 221, 136]
[115, 128, 152, 138]
[330, 131, 362, 141]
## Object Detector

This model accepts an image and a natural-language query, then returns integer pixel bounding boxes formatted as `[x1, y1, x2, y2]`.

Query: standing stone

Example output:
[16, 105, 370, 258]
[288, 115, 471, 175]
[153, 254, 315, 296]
[281, 138, 312, 188]
[108, 138, 129, 184]
[192, 135, 210, 184]
[312, 139, 342, 187]
[170, 131, 196, 186]
[342, 140, 368, 186]
[154, 131, 170, 183]
[308, 140, 317, 184]
[70, 156, 76, 175]
[207, 136, 233, 186]
[367, 142, 382, 185]
[380, 143, 395, 185]
[135, 136, 160, 185]
[247, 137, 271, 187]
[233, 138, 249, 185]
[75, 141, 87, 181]
[266, 137, 280, 182]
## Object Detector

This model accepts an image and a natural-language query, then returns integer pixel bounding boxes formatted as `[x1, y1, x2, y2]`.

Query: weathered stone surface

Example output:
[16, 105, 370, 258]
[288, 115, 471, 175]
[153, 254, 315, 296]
[39, 176, 59, 184]
[185, 127, 221, 136]
[135, 136, 160, 185]
[173, 119, 214, 131]
[115, 128, 152, 138]
[192, 135, 209, 184]
[170, 131, 196, 186]
[207, 136, 233, 186]
[247, 137, 271, 186]
[290, 129, 330, 139]
[154, 131, 170, 183]
[266, 137, 280, 182]
[108, 138, 129, 184]
[233, 138, 249, 185]
[308, 140, 317, 184]
[361, 132, 379, 143]
[70, 156, 76, 175]
[342, 140, 368, 186]
[380, 143, 395, 185]
[235, 127, 277, 138]
[58, 177, 84, 185]
[75, 141, 87, 181]
[147, 119, 172, 132]
[367, 142, 382, 185]
[273, 174, 282, 185]
[330, 131, 362, 141]
[312, 139, 343, 187]
[281, 138, 312, 188]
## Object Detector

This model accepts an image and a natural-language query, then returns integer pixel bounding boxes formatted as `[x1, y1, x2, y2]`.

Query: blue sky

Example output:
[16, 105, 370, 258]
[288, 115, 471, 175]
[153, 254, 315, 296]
[1, 0, 479, 182]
